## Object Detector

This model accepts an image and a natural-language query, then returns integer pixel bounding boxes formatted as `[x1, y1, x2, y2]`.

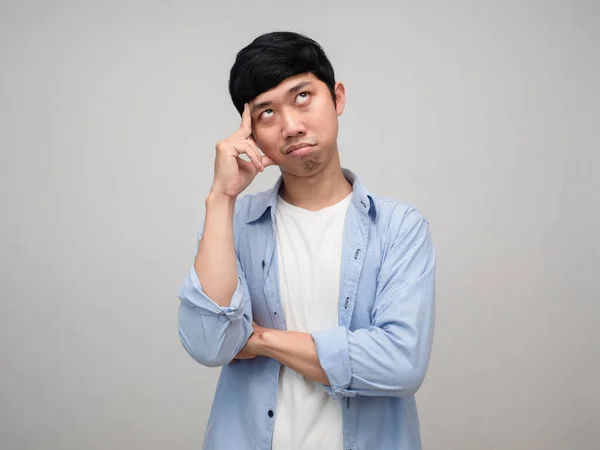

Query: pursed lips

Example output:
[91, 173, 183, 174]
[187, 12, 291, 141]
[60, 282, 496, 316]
[284, 143, 315, 154]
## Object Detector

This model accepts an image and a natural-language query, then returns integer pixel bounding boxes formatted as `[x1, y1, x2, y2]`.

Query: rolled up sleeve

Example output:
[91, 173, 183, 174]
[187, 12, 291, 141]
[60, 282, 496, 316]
[311, 326, 354, 399]
[178, 264, 246, 322]
[176, 226, 253, 367]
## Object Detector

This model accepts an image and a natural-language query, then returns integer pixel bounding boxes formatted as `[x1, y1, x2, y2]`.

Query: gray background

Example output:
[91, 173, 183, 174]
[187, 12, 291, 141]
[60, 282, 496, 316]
[1, 1, 599, 449]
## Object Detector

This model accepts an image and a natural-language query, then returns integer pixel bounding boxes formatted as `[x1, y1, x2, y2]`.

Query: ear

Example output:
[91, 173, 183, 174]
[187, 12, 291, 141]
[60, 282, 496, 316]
[334, 82, 346, 116]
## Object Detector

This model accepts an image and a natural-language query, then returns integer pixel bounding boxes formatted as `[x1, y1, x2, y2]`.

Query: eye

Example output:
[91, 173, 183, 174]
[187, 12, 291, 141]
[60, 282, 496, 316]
[296, 92, 310, 105]
[260, 109, 274, 120]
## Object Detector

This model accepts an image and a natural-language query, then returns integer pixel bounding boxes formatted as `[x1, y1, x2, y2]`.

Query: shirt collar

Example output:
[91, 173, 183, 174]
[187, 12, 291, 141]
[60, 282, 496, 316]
[245, 168, 377, 224]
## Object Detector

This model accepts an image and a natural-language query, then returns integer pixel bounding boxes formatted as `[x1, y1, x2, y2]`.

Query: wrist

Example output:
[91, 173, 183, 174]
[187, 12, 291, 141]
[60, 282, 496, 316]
[251, 329, 279, 358]
[206, 190, 237, 209]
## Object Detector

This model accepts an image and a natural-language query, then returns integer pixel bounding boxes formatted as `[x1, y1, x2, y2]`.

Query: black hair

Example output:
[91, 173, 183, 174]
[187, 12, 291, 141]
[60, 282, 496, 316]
[228, 31, 336, 115]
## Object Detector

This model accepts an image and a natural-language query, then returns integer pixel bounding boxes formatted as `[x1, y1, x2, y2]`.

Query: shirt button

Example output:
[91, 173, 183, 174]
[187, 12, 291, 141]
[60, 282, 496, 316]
[268, 409, 274, 417]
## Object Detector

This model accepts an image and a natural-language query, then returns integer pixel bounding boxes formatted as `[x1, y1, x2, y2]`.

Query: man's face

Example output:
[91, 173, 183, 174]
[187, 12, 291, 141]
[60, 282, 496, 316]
[249, 72, 346, 176]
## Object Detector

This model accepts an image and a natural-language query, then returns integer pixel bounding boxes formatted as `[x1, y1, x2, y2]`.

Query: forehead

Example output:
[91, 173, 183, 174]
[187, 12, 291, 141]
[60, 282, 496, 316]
[250, 72, 321, 105]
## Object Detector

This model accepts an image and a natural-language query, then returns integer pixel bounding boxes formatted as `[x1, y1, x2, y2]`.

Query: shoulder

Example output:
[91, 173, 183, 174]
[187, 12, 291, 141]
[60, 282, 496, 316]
[369, 194, 430, 233]
[368, 195, 434, 262]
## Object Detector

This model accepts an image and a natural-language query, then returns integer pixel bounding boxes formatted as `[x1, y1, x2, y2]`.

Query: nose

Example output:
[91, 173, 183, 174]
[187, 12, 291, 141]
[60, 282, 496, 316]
[280, 108, 306, 140]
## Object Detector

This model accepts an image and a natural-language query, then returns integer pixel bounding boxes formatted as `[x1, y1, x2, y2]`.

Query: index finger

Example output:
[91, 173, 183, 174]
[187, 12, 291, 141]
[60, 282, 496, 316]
[233, 103, 252, 139]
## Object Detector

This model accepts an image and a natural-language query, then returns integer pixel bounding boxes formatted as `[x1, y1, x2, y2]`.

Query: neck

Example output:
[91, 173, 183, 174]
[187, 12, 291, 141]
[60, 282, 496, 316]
[278, 152, 352, 211]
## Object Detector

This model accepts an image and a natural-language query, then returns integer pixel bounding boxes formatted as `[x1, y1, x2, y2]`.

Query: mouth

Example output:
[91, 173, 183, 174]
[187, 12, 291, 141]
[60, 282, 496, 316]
[285, 143, 316, 156]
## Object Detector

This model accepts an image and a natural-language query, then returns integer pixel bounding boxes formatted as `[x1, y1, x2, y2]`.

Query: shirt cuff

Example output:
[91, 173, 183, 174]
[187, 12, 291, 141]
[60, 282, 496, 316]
[177, 265, 245, 323]
[311, 326, 356, 399]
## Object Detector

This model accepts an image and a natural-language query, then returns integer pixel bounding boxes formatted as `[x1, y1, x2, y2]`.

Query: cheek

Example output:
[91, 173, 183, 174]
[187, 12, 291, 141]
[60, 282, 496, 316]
[313, 102, 337, 126]
[312, 109, 338, 138]
[254, 130, 280, 155]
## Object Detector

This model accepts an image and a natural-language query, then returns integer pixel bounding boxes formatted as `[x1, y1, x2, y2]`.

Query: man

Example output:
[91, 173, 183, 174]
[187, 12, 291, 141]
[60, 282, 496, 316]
[177, 31, 436, 450]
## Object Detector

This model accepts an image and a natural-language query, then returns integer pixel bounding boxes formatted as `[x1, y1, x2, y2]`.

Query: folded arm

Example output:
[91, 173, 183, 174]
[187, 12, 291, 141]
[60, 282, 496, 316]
[249, 326, 329, 385]
[246, 215, 435, 399]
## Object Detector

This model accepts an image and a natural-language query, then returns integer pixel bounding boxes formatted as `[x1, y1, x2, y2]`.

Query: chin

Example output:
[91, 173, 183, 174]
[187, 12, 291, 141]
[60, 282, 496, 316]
[279, 160, 319, 175]
[301, 159, 323, 174]
[285, 159, 324, 176]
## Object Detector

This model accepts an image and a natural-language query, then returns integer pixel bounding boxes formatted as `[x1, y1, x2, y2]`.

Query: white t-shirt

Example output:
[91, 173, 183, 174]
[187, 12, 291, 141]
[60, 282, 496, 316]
[271, 193, 352, 450]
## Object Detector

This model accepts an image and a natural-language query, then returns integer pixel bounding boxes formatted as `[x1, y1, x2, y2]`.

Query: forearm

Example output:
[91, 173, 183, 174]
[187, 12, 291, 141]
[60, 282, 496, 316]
[194, 192, 237, 307]
[255, 330, 330, 386]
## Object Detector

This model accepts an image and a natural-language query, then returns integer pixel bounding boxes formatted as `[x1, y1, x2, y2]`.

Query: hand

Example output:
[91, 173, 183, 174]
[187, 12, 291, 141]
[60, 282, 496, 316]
[210, 104, 276, 199]
[231, 321, 270, 363]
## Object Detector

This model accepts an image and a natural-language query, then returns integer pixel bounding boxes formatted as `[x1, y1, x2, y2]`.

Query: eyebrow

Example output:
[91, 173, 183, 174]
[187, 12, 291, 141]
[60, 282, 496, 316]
[251, 81, 313, 114]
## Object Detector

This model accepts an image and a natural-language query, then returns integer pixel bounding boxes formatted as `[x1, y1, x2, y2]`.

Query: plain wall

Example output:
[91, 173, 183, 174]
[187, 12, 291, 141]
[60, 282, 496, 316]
[1, 1, 598, 449]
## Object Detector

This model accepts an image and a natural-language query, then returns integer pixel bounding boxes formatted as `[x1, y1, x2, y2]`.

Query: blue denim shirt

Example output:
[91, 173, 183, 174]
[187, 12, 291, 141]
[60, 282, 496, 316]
[177, 169, 436, 450]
